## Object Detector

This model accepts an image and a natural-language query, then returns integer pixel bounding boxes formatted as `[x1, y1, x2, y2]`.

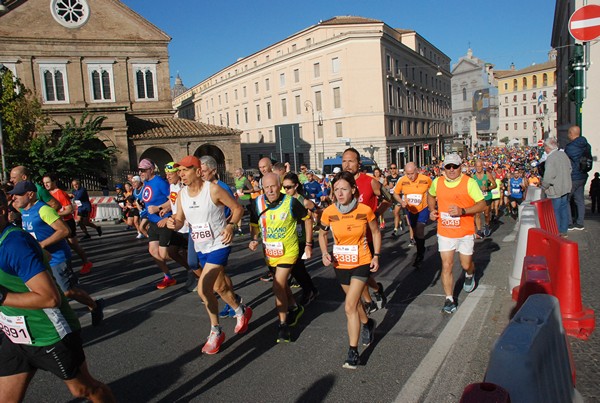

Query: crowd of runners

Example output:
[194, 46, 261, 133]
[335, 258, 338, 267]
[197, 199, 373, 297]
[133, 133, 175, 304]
[0, 125, 594, 400]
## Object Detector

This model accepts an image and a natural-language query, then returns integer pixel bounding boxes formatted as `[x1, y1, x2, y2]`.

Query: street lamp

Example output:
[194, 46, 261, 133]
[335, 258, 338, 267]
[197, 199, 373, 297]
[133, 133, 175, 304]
[304, 100, 317, 169]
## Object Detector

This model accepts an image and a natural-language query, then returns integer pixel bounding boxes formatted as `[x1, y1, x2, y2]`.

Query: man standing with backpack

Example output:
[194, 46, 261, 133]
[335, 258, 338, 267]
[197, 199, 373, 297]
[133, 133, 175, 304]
[565, 125, 592, 230]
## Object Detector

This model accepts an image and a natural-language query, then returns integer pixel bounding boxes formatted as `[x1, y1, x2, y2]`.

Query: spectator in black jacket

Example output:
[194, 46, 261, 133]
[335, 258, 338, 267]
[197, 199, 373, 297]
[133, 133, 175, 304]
[564, 125, 590, 230]
[590, 172, 600, 214]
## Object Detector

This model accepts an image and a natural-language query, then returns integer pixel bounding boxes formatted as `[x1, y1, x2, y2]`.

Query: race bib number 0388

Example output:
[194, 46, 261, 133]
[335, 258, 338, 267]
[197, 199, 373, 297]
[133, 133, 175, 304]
[333, 245, 359, 264]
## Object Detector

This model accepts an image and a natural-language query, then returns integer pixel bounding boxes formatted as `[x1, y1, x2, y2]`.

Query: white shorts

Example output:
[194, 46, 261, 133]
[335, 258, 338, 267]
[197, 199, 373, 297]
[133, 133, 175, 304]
[437, 234, 474, 255]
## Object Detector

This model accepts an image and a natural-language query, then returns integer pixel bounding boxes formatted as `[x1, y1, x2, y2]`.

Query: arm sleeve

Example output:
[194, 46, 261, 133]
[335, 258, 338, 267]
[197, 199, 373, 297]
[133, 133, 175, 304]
[2, 231, 47, 284]
[429, 178, 439, 197]
[291, 197, 309, 221]
[39, 204, 61, 226]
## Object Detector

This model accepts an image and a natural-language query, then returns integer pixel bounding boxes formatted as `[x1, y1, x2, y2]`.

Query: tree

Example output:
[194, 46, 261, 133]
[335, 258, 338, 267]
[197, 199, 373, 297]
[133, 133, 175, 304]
[0, 67, 48, 168]
[27, 112, 119, 179]
[500, 136, 510, 146]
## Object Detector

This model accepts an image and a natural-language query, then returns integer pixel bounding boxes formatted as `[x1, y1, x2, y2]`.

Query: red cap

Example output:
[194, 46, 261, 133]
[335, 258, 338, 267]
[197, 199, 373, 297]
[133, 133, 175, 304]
[174, 155, 201, 169]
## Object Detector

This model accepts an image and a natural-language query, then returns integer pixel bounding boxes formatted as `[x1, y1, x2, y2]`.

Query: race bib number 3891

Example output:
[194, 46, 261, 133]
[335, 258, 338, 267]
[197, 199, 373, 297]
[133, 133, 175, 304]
[0, 312, 32, 344]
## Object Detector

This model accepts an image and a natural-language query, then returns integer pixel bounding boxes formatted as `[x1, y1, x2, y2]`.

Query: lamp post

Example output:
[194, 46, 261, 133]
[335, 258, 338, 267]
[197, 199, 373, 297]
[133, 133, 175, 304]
[304, 100, 317, 169]
[318, 111, 324, 168]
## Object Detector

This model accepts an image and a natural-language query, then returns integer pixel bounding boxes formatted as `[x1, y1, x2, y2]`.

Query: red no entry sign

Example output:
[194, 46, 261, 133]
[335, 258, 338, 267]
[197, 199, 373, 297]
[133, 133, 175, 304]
[569, 4, 600, 41]
[423, 144, 429, 150]
[537, 140, 544, 147]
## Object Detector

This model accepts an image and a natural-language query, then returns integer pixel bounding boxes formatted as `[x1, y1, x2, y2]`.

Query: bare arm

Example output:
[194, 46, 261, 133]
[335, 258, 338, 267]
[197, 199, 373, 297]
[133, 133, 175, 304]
[367, 219, 381, 272]
[2, 271, 61, 309]
[166, 196, 185, 232]
[318, 226, 332, 266]
[39, 219, 70, 249]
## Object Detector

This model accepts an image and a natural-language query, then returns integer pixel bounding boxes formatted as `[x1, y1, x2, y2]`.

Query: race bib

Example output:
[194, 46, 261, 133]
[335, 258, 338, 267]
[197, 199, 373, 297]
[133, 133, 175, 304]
[491, 188, 500, 197]
[333, 245, 359, 264]
[482, 191, 488, 197]
[406, 193, 422, 206]
[264, 242, 284, 258]
[0, 312, 32, 345]
[74, 200, 82, 207]
[191, 222, 213, 243]
[440, 212, 461, 228]
[511, 188, 520, 194]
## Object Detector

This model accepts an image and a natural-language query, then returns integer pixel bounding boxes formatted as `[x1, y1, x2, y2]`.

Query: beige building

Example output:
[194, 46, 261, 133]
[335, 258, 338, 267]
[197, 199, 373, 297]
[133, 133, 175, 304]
[0, 0, 241, 181]
[495, 54, 557, 146]
[173, 16, 452, 170]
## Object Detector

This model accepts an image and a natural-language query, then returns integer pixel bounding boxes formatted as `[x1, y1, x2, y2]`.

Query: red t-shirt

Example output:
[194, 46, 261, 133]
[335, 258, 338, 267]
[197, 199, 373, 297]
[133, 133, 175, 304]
[50, 188, 74, 221]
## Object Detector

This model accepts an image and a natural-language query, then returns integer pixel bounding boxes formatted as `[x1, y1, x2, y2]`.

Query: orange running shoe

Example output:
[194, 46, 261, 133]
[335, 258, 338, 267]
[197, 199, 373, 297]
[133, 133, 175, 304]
[156, 277, 177, 290]
[202, 330, 225, 354]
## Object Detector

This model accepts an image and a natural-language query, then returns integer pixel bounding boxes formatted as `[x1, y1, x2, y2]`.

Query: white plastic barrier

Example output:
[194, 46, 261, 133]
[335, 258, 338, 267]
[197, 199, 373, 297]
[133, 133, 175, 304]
[485, 294, 582, 403]
[508, 204, 540, 292]
[93, 203, 122, 222]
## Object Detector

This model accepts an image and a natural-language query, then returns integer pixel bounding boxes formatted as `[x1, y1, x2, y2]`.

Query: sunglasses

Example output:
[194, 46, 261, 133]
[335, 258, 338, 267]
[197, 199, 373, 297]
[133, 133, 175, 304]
[390, 167, 397, 169]
[282, 185, 295, 190]
[165, 164, 175, 170]
[445, 164, 460, 170]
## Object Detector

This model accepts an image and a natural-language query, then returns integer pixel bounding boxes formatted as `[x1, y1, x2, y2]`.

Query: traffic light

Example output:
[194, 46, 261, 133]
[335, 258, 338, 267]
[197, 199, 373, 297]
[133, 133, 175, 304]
[568, 44, 584, 104]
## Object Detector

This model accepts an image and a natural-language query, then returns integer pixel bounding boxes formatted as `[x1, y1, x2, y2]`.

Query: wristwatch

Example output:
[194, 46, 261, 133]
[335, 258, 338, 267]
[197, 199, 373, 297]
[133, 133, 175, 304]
[461, 208, 467, 216]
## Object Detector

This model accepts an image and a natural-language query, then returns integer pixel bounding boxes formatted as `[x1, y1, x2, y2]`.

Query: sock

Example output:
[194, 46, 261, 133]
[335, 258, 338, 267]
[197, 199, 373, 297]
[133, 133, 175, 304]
[349, 345, 358, 352]
[280, 321, 287, 326]
[211, 325, 221, 334]
[234, 305, 244, 316]
[165, 274, 173, 280]
[465, 274, 474, 279]
[446, 296, 454, 303]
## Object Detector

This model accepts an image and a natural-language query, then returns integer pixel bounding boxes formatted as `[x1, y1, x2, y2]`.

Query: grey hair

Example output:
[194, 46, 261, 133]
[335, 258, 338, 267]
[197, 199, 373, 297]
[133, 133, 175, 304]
[544, 137, 558, 150]
[236, 167, 245, 175]
[200, 155, 218, 170]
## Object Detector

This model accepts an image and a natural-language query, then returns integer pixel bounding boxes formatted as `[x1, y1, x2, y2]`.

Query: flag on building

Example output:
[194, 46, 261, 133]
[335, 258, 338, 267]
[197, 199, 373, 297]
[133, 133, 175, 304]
[537, 93, 546, 105]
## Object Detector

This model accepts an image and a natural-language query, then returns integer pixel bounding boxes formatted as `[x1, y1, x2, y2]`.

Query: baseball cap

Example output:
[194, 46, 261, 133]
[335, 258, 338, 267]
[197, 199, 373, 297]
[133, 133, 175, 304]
[8, 181, 37, 195]
[174, 155, 201, 169]
[164, 161, 178, 173]
[138, 158, 155, 170]
[333, 167, 341, 174]
[443, 154, 462, 167]
[115, 183, 123, 189]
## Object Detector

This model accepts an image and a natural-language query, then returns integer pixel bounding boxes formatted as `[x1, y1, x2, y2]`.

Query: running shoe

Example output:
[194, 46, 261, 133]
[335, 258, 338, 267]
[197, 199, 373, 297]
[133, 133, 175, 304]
[97, 227, 103, 237]
[360, 318, 376, 346]
[287, 304, 305, 327]
[234, 305, 253, 334]
[236, 228, 244, 236]
[91, 299, 105, 326]
[276, 323, 291, 343]
[342, 348, 360, 369]
[136, 232, 145, 239]
[80, 262, 93, 275]
[409, 238, 416, 247]
[391, 229, 398, 238]
[463, 275, 476, 293]
[573, 224, 585, 230]
[81, 234, 91, 240]
[413, 254, 424, 268]
[299, 289, 319, 306]
[483, 225, 491, 237]
[364, 300, 378, 315]
[219, 304, 232, 318]
[156, 277, 177, 290]
[289, 278, 301, 288]
[379, 221, 385, 229]
[228, 294, 243, 317]
[373, 283, 387, 310]
[475, 231, 484, 239]
[442, 298, 457, 314]
[202, 330, 225, 354]
[260, 271, 273, 282]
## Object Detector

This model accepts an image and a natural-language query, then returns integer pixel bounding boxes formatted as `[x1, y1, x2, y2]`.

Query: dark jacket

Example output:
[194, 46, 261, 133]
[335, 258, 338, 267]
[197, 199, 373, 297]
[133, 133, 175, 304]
[565, 136, 590, 181]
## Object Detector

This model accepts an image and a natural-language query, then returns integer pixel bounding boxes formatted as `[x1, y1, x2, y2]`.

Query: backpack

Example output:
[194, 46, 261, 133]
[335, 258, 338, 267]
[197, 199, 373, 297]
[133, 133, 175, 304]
[579, 143, 593, 173]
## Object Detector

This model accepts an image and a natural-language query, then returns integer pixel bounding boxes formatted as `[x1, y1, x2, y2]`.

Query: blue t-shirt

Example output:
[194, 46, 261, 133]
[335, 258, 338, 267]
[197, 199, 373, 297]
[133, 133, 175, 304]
[510, 177, 524, 199]
[21, 201, 71, 266]
[303, 180, 321, 199]
[217, 180, 234, 218]
[141, 176, 171, 223]
[72, 187, 92, 212]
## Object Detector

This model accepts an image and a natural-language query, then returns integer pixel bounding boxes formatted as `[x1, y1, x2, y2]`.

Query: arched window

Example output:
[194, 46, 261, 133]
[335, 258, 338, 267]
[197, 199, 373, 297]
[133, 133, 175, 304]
[513, 79, 518, 91]
[543, 73, 548, 86]
[532, 75, 537, 88]
[462, 87, 467, 101]
[522, 77, 528, 90]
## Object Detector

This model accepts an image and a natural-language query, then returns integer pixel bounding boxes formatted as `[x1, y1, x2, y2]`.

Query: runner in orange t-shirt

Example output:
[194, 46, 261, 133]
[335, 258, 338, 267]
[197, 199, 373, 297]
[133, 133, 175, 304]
[319, 171, 381, 369]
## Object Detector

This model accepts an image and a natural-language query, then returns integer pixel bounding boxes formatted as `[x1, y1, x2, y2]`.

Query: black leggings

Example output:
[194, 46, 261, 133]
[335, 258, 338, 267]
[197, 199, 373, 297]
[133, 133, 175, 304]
[291, 242, 317, 293]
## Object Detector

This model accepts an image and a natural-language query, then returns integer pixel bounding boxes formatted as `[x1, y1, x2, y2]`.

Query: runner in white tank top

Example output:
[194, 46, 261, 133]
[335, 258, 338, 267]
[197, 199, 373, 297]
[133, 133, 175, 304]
[167, 155, 252, 355]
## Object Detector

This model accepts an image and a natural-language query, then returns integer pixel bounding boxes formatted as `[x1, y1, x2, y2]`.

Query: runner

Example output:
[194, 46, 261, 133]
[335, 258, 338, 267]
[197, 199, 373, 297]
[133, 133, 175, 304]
[490, 175, 503, 223]
[42, 174, 94, 276]
[10, 181, 104, 326]
[318, 171, 381, 369]
[282, 172, 320, 305]
[248, 173, 313, 342]
[9, 166, 61, 211]
[508, 167, 528, 219]
[385, 164, 405, 237]
[167, 156, 251, 355]
[131, 175, 148, 239]
[257, 157, 275, 283]
[0, 189, 115, 403]
[233, 168, 253, 236]
[427, 154, 486, 314]
[393, 162, 432, 268]
[341, 148, 389, 314]
[70, 179, 102, 239]
[472, 160, 496, 238]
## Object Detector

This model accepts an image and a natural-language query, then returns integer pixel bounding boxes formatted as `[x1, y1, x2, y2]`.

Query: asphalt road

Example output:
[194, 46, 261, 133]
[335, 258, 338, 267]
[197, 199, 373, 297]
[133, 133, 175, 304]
[19, 209, 590, 403]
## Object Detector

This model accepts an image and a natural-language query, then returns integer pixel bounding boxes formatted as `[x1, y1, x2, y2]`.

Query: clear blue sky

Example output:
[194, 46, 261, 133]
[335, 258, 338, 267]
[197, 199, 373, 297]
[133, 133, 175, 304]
[121, 0, 556, 87]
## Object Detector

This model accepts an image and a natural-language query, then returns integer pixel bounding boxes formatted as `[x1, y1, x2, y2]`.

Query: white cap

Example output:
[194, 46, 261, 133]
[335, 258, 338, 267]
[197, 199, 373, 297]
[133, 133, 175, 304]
[443, 154, 462, 167]
[333, 167, 341, 174]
